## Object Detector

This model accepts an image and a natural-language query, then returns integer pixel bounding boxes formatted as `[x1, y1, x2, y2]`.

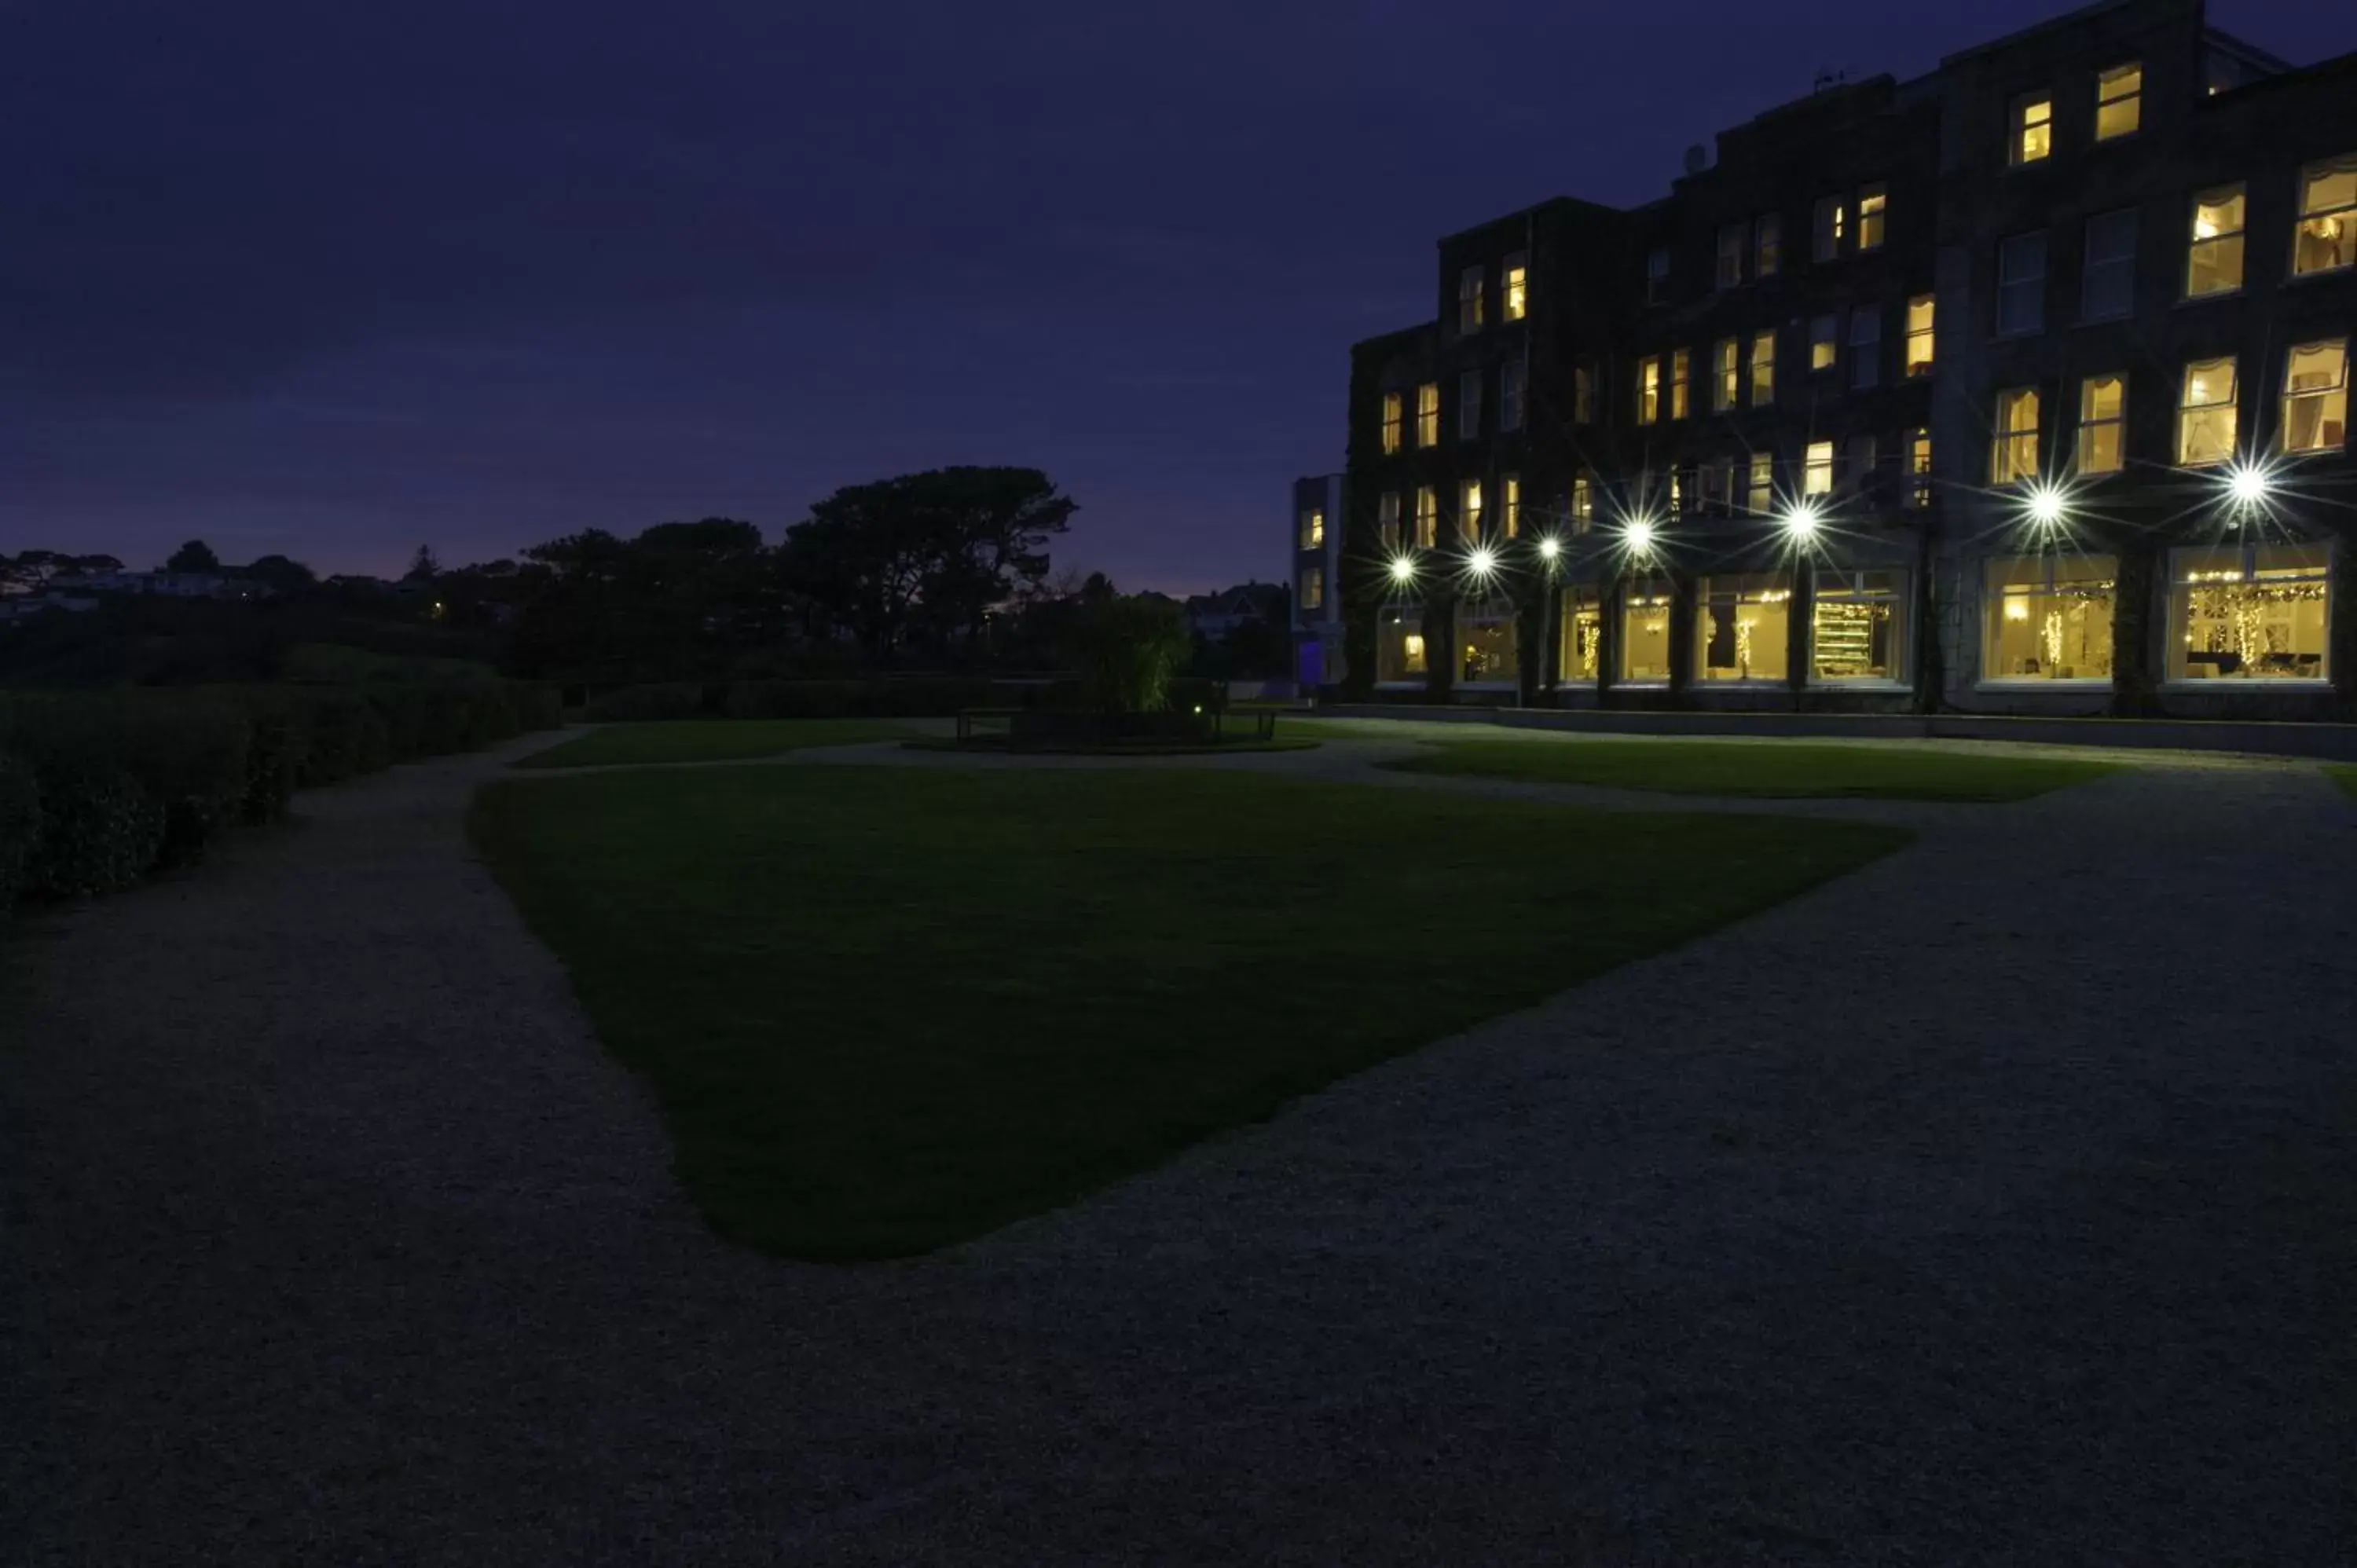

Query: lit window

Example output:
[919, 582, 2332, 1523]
[2283, 339, 2348, 454]
[1755, 213, 1781, 277]
[1501, 358, 1527, 432]
[1457, 598, 1519, 685]
[1503, 254, 1529, 319]
[1413, 485, 1438, 548]
[1716, 224, 1745, 288]
[1803, 439, 1835, 496]
[1299, 565, 1324, 611]
[1458, 266, 1485, 332]
[1668, 467, 1684, 515]
[1997, 232, 2047, 335]
[1906, 428, 1933, 508]
[1377, 491, 1402, 552]
[2176, 357, 2237, 466]
[1459, 478, 1483, 540]
[1812, 569, 1907, 683]
[1695, 573, 1792, 683]
[1378, 606, 1427, 681]
[1985, 555, 2116, 681]
[1713, 338, 1739, 412]
[2081, 210, 2137, 321]
[1747, 452, 1773, 514]
[2185, 185, 2245, 298]
[1571, 474, 1595, 531]
[1459, 369, 1482, 440]
[1858, 185, 1886, 251]
[1637, 356, 1662, 425]
[1809, 314, 1838, 372]
[1813, 195, 1846, 262]
[1849, 306, 1882, 390]
[2168, 542, 2330, 680]
[1560, 583, 1603, 681]
[1502, 474, 1521, 537]
[1380, 391, 1403, 454]
[2077, 375, 2127, 474]
[1618, 577, 1674, 684]
[2095, 63, 2142, 140]
[1670, 349, 1690, 419]
[1299, 508, 1325, 550]
[1991, 387, 2040, 484]
[1645, 247, 1670, 304]
[1904, 295, 1935, 376]
[2294, 156, 2357, 276]
[2012, 95, 2052, 164]
[1416, 382, 1439, 447]
[1750, 329, 1776, 405]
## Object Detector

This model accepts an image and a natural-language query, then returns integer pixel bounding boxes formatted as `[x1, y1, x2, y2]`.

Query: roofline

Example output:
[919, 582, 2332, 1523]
[1940, 0, 2143, 67]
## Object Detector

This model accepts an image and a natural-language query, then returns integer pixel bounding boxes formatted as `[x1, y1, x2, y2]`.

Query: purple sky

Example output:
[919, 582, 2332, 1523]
[5, 2, 2344, 594]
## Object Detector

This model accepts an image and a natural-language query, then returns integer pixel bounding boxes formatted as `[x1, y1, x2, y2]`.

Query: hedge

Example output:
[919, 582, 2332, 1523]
[0, 753, 39, 903]
[582, 682, 706, 723]
[569, 676, 1236, 722]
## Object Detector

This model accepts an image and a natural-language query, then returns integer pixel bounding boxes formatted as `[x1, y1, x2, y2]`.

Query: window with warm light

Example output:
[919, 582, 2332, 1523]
[1813, 195, 1846, 262]
[2283, 339, 2348, 453]
[1803, 439, 1835, 496]
[2095, 63, 2142, 140]
[1560, 584, 1603, 682]
[1813, 570, 1907, 683]
[1459, 369, 1482, 440]
[1695, 573, 1791, 683]
[1637, 356, 1662, 424]
[1750, 329, 1776, 405]
[1458, 597, 1519, 684]
[1504, 254, 1529, 319]
[1670, 349, 1691, 419]
[2186, 186, 2245, 297]
[1809, 314, 1838, 372]
[1985, 554, 2116, 681]
[1755, 213, 1781, 277]
[2077, 375, 2126, 474]
[1906, 429, 1933, 508]
[2167, 542, 2330, 680]
[1992, 387, 2040, 483]
[1574, 361, 1595, 423]
[1747, 452, 1774, 514]
[1300, 565, 1324, 611]
[1998, 232, 2047, 335]
[2177, 357, 2237, 466]
[1618, 577, 1675, 684]
[1645, 247, 1670, 304]
[1378, 606, 1427, 681]
[1458, 266, 1485, 332]
[2294, 156, 2356, 276]
[1849, 306, 1882, 390]
[1416, 382, 1439, 446]
[2081, 210, 2137, 321]
[1716, 225, 1744, 288]
[1413, 485, 1438, 548]
[1904, 295, 1935, 376]
[1380, 392, 1403, 454]
[1378, 491, 1402, 552]
[1299, 508, 1325, 549]
[1501, 357, 1527, 432]
[1571, 474, 1595, 531]
[1859, 185, 1886, 251]
[1502, 474, 1521, 537]
[1713, 338, 1739, 411]
[2012, 95, 2052, 164]
[1459, 479, 1483, 540]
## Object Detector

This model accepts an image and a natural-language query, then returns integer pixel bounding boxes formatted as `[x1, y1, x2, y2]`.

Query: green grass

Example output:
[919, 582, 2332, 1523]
[1383, 738, 2120, 800]
[470, 767, 1908, 1260]
[2330, 764, 2357, 801]
[515, 718, 917, 769]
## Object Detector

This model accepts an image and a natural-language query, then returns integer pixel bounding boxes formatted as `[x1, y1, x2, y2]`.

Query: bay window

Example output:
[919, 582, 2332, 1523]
[2167, 542, 2330, 680]
[1812, 570, 1907, 683]
[1458, 598, 1519, 684]
[1618, 579, 1675, 684]
[1985, 555, 2117, 682]
[1695, 573, 1791, 683]
[1377, 607, 1427, 683]
[1560, 585, 1602, 683]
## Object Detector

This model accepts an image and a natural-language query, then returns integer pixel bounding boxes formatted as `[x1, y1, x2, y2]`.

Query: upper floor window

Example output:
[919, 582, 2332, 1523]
[2177, 357, 2238, 466]
[1501, 357, 1527, 432]
[1299, 564, 1324, 612]
[1906, 429, 1934, 508]
[1380, 392, 1403, 454]
[1813, 196, 1846, 262]
[1637, 355, 1662, 424]
[1904, 295, 1935, 376]
[1716, 225, 1745, 288]
[1997, 232, 2047, 335]
[1803, 440, 1836, 496]
[1670, 349, 1691, 419]
[2185, 185, 2245, 298]
[1747, 452, 1774, 514]
[1573, 360, 1596, 423]
[1377, 491, 1402, 552]
[1991, 387, 2040, 484]
[1645, 247, 1670, 304]
[1416, 382, 1440, 447]
[1858, 185, 1887, 251]
[1299, 508, 1325, 550]
[2011, 95, 2052, 165]
[1755, 213, 1782, 277]
[1413, 485, 1439, 548]
[1850, 306, 1882, 390]
[1571, 474, 1595, 529]
[1503, 254, 1529, 319]
[2294, 156, 2356, 277]
[1458, 478, 1483, 540]
[1713, 338, 1739, 411]
[2095, 63, 2142, 140]
[1458, 266, 1485, 332]
[2081, 210, 2137, 321]
[2077, 375, 2126, 474]
[1750, 329, 1776, 405]
[1458, 369, 1483, 440]
[1809, 313, 1838, 372]
[1502, 474, 1522, 537]
[2283, 339, 2348, 454]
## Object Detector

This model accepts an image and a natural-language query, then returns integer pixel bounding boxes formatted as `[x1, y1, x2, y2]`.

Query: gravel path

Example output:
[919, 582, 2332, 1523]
[6, 730, 2355, 1564]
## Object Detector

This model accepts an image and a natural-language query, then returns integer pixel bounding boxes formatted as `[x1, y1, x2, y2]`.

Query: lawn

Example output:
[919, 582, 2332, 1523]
[1384, 737, 2119, 800]
[515, 718, 917, 769]
[2330, 764, 2357, 801]
[471, 766, 1908, 1259]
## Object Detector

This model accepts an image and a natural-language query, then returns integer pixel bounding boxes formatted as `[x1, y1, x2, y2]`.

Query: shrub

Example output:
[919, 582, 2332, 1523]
[511, 683, 566, 732]
[0, 752, 38, 904]
[284, 689, 390, 785]
[0, 694, 247, 871]
[1069, 595, 1193, 713]
[583, 683, 706, 723]
[20, 760, 164, 898]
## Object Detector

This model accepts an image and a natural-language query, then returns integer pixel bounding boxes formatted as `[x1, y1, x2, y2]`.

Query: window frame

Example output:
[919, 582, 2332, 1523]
[1457, 265, 1485, 333]
[1906, 428, 1933, 508]
[1716, 224, 1745, 289]
[1713, 337, 1739, 412]
[1380, 391, 1403, 454]
[1996, 231, 2047, 337]
[1809, 314, 1838, 373]
[1755, 213, 1782, 277]
[2176, 356, 2238, 467]
[1747, 452, 1774, 515]
[1637, 355, 1662, 425]
[1457, 368, 1483, 441]
[1501, 357, 1528, 433]
[2294, 156, 2357, 277]
[1750, 328, 1776, 405]
[2076, 374, 2127, 475]
[2184, 184, 2246, 299]
[1503, 253, 1530, 319]
[2165, 541, 2332, 683]
[1981, 553, 2119, 686]
[1645, 247, 1670, 305]
[1413, 485, 1439, 548]
[1809, 568, 1909, 686]
[1669, 348, 1691, 420]
[1377, 491, 1402, 553]
[1849, 305, 1882, 390]
[1904, 295, 1935, 376]
[1858, 185, 1887, 251]
[2011, 93, 2053, 166]
[1299, 564, 1324, 612]
[1298, 507, 1325, 551]
[1415, 382, 1439, 448]
[1803, 439, 1835, 496]
[2095, 62, 2142, 141]
[1458, 478, 1483, 541]
[2282, 339, 2349, 455]
[1694, 571, 1795, 684]
[2080, 208, 2137, 322]
[1991, 386, 2041, 485]
[1501, 473, 1522, 537]
[1813, 195, 1846, 262]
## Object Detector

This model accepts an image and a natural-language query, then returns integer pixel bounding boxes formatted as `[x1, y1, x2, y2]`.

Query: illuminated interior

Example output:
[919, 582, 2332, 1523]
[1810, 314, 1837, 371]
[1907, 429, 1933, 508]
[1618, 578, 1675, 683]
[1751, 329, 1776, 404]
[1803, 440, 1835, 496]
[1670, 350, 1691, 419]
[2176, 357, 2238, 466]
[2095, 62, 2142, 140]
[1747, 452, 1773, 514]
[2187, 186, 2245, 297]
[1905, 295, 1934, 376]
[2167, 543, 2330, 680]
[1377, 492, 1402, 552]
[1695, 573, 1791, 682]
[1984, 554, 2116, 681]
[1377, 607, 1426, 682]
[2282, 339, 2348, 452]
[1859, 186, 1886, 250]
[1413, 486, 1438, 548]
[2293, 156, 2354, 276]
[1299, 566, 1323, 611]
[2077, 375, 2125, 474]
[1991, 387, 2040, 484]
[1812, 570, 1907, 682]
[1502, 474, 1520, 538]
[1380, 393, 1402, 454]
[1560, 585, 1602, 683]
[1637, 356, 1661, 424]
[1459, 479, 1483, 541]
[1457, 598, 1519, 684]
[1417, 382, 1439, 446]
[1504, 255, 1529, 319]
[1571, 475, 1594, 531]
[2014, 97, 2052, 163]
[1714, 338, 1739, 411]
[1299, 508, 1325, 549]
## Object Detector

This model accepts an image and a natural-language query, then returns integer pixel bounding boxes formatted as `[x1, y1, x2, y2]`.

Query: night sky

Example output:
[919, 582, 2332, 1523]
[6, 2, 2342, 593]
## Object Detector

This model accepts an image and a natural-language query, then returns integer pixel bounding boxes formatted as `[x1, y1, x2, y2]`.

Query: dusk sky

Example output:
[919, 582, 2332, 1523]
[6, 1, 2344, 594]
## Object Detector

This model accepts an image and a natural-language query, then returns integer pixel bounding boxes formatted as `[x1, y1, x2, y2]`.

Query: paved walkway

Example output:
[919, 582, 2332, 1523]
[6, 728, 2355, 1563]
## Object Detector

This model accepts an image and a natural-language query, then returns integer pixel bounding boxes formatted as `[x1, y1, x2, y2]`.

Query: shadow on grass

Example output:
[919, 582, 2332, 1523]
[1381, 738, 2120, 801]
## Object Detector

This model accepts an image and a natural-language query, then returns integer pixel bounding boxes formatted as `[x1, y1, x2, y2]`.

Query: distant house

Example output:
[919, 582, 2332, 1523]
[1184, 581, 1286, 643]
[50, 570, 258, 599]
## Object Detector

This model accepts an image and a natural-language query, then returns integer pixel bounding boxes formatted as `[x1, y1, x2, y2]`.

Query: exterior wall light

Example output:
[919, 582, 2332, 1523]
[1780, 501, 1824, 539]
[1465, 544, 1499, 578]
[1624, 517, 1657, 554]
[2227, 459, 2273, 510]
[2024, 482, 2069, 529]
[1387, 555, 1418, 584]
[1537, 536, 1562, 561]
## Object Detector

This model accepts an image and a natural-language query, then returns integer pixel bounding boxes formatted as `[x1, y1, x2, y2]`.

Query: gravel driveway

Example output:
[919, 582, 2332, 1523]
[6, 731, 2355, 1564]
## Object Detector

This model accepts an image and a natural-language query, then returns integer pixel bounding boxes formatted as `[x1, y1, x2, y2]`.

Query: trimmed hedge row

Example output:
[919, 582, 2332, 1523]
[582, 677, 1233, 722]
[0, 681, 563, 907]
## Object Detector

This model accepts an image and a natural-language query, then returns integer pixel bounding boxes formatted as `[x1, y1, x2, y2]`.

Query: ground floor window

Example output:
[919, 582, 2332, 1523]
[1695, 573, 1791, 682]
[1984, 554, 2115, 682]
[1560, 585, 1602, 684]
[2167, 542, 2330, 680]
[1812, 569, 1907, 682]
[1377, 607, 1426, 682]
[1618, 578, 1674, 684]
[1458, 598, 1518, 684]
